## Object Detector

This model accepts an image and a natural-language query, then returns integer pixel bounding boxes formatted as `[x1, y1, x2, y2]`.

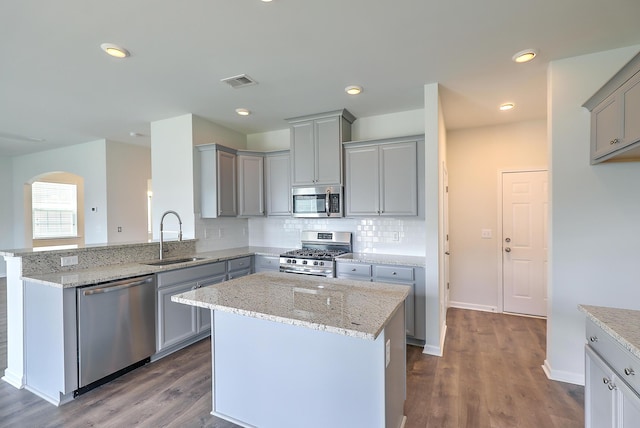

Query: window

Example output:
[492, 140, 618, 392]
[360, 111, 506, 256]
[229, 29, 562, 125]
[32, 181, 78, 239]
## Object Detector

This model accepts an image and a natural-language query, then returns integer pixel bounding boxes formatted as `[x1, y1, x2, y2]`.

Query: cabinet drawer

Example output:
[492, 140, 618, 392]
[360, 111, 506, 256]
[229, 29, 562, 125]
[255, 255, 279, 270]
[228, 256, 251, 272]
[228, 268, 251, 280]
[336, 262, 372, 278]
[157, 261, 226, 288]
[374, 265, 414, 282]
[587, 319, 640, 393]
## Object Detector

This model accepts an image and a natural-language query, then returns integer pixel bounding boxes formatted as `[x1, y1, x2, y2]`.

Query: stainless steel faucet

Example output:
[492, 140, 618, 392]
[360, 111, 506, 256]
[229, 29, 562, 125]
[159, 210, 183, 260]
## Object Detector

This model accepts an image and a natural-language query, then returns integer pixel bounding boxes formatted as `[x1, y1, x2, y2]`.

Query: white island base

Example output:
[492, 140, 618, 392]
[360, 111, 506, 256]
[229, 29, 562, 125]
[210, 307, 407, 428]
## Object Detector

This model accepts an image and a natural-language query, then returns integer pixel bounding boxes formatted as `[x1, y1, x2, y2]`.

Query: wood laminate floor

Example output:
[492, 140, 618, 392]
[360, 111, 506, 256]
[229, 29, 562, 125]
[0, 276, 583, 427]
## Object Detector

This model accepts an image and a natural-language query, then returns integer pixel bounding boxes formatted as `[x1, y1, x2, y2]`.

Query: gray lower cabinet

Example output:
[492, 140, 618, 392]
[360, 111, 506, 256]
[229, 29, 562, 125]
[155, 261, 226, 358]
[254, 254, 280, 272]
[336, 260, 425, 342]
[585, 319, 640, 427]
[227, 256, 252, 279]
[344, 136, 422, 217]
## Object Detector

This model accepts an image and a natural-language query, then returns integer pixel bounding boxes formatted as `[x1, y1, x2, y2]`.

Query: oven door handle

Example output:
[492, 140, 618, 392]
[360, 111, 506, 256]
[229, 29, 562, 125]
[280, 266, 333, 277]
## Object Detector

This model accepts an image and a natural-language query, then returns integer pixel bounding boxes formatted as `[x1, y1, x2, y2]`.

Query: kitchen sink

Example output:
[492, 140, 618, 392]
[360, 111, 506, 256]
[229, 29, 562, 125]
[142, 257, 205, 266]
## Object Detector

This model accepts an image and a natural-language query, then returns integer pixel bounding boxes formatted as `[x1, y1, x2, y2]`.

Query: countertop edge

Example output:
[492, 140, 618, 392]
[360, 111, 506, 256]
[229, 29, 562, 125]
[578, 304, 640, 361]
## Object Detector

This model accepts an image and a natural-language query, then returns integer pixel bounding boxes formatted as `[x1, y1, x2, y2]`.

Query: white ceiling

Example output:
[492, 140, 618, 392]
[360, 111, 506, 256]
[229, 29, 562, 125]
[2, 0, 640, 157]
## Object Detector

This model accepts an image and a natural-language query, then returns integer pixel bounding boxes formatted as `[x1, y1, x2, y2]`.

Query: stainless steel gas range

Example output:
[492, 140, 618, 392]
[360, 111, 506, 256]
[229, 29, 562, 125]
[279, 231, 352, 277]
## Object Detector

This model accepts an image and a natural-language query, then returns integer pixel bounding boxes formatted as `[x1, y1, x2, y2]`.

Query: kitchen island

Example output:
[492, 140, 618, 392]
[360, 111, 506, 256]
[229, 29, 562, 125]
[172, 271, 409, 428]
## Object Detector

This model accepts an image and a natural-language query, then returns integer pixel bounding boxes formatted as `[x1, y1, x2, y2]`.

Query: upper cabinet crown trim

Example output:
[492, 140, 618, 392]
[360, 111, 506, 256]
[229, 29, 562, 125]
[583, 50, 640, 111]
[343, 134, 425, 148]
[286, 109, 356, 125]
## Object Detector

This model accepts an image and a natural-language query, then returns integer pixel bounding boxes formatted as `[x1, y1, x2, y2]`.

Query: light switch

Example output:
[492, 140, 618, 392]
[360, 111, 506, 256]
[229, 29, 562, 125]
[481, 229, 492, 239]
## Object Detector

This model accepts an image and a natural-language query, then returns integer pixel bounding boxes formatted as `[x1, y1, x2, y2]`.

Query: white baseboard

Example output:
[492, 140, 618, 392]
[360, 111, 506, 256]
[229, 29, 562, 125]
[542, 359, 584, 386]
[422, 324, 447, 357]
[448, 301, 498, 313]
[2, 369, 25, 389]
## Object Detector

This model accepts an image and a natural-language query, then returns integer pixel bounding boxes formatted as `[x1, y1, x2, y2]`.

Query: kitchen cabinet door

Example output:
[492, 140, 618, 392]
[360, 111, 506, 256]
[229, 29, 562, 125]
[265, 152, 291, 216]
[291, 121, 316, 186]
[591, 93, 622, 160]
[158, 281, 198, 352]
[199, 144, 237, 218]
[380, 142, 417, 216]
[217, 150, 237, 217]
[195, 274, 226, 333]
[345, 145, 380, 216]
[237, 154, 264, 217]
[621, 72, 640, 150]
[315, 115, 342, 185]
[255, 255, 280, 272]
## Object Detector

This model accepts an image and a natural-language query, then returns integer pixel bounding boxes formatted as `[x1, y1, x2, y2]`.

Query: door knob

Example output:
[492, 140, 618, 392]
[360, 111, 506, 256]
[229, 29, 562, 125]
[505, 247, 511, 253]
[445, 251, 450, 255]
[505, 237, 511, 243]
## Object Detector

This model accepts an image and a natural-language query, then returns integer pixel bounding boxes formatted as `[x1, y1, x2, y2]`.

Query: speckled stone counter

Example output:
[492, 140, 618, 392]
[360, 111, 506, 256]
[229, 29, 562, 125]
[21, 246, 289, 288]
[173, 271, 409, 340]
[337, 252, 425, 267]
[579, 304, 640, 360]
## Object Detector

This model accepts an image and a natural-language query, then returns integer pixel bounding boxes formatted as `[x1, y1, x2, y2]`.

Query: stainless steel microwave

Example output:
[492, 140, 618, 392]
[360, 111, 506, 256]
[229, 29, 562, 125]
[292, 186, 343, 218]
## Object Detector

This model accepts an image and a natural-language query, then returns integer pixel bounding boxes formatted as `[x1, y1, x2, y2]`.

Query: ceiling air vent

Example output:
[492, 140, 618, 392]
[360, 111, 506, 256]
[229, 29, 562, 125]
[221, 74, 258, 89]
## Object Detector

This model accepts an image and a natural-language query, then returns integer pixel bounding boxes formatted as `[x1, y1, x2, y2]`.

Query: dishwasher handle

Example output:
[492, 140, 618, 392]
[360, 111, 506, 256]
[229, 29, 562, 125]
[82, 276, 154, 296]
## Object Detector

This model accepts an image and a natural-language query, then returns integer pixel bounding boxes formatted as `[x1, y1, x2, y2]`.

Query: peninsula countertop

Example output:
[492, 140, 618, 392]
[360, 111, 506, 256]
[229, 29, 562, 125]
[172, 271, 409, 340]
[579, 304, 640, 360]
[20, 246, 288, 288]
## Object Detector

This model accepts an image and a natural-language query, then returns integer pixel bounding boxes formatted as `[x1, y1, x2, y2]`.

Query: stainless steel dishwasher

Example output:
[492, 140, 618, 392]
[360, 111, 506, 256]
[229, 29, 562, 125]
[76, 274, 156, 392]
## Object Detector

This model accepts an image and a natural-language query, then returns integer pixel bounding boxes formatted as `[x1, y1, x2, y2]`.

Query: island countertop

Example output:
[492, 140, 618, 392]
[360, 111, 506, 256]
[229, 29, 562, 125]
[172, 271, 409, 341]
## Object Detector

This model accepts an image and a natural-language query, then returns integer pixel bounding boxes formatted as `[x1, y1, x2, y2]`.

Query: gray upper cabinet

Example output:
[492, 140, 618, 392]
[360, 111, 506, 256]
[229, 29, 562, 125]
[345, 137, 421, 217]
[287, 109, 355, 186]
[237, 152, 265, 217]
[198, 144, 237, 218]
[265, 151, 291, 216]
[584, 52, 640, 163]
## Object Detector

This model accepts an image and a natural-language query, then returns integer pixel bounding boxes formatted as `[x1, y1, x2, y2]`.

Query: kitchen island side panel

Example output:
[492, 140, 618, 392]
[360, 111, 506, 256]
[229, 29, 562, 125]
[211, 309, 394, 428]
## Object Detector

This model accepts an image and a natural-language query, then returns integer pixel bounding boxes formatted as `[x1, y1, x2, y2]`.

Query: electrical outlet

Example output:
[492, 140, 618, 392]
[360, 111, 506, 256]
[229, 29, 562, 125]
[61, 255, 78, 267]
[392, 232, 399, 241]
[481, 229, 492, 239]
[117, 226, 122, 232]
[385, 339, 391, 368]
[218, 228, 225, 238]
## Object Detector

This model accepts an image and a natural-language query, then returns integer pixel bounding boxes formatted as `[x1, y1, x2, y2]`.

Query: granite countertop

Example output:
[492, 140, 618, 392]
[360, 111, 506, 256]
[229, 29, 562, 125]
[579, 304, 640, 360]
[21, 246, 288, 288]
[336, 252, 426, 267]
[172, 271, 409, 341]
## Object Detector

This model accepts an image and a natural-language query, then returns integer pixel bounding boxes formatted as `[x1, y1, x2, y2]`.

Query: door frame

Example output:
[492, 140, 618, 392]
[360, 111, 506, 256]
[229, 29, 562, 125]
[496, 167, 548, 314]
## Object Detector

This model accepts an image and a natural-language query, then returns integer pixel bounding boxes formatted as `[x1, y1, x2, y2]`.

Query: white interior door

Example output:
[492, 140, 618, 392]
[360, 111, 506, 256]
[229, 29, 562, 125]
[443, 164, 450, 313]
[502, 170, 548, 317]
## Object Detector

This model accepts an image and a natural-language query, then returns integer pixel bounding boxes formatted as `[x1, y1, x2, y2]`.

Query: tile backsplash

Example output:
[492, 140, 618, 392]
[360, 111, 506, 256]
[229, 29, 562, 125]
[248, 217, 426, 256]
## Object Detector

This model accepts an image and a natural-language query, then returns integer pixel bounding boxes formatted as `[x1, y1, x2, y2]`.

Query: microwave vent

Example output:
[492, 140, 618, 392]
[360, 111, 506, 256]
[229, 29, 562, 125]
[220, 74, 258, 89]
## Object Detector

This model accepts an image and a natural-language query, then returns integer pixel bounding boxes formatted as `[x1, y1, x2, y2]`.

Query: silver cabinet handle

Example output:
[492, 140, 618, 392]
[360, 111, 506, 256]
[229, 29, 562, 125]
[589, 336, 598, 342]
[625, 368, 635, 376]
[610, 138, 620, 145]
[505, 247, 511, 253]
[351, 268, 357, 272]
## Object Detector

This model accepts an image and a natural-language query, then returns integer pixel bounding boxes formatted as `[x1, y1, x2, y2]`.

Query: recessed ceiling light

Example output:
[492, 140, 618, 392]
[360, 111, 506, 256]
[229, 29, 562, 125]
[345, 85, 363, 95]
[261, 0, 273, 2]
[236, 108, 251, 116]
[512, 49, 537, 63]
[499, 103, 515, 111]
[129, 132, 144, 137]
[100, 43, 130, 59]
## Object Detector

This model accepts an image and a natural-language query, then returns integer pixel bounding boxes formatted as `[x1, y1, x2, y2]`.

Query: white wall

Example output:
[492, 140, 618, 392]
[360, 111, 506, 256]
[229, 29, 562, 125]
[423, 84, 446, 356]
[11, 140, 109, 247]
[547, 45, 640, 385]
[447, 120, 548, 312]
[106, 141, 151, 243]
[247, 129, 289, 151]
[352, 109, 425, 141]
[0, 156, 12, 276]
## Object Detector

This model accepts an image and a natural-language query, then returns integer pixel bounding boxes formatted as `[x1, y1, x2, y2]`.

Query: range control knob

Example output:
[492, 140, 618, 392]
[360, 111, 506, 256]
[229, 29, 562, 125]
[302, 260, 308, 265]
[292, 259, 297, 264]
[286, 259, 292, 264]
[313, 261, 318, 266]
[320, 261, 325, 266]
